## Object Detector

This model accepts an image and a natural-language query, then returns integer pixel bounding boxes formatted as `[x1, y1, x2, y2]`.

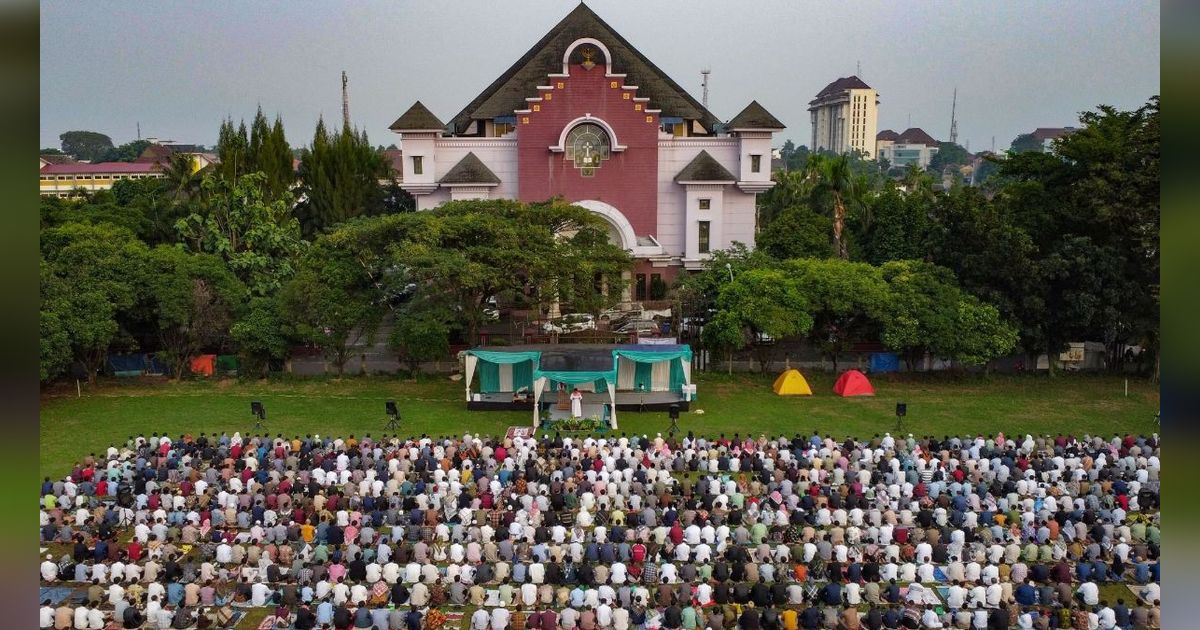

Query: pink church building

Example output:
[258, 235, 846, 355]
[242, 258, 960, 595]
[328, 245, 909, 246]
[390, 4, 783, 292]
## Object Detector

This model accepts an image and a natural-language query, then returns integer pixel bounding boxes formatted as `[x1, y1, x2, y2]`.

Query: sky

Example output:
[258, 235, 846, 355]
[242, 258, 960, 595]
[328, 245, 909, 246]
[40, 0, 1160, 154]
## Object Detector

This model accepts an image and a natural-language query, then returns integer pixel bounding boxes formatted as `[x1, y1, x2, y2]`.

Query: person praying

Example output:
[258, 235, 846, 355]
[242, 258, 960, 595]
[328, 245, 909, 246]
[570, 387, 583, 418]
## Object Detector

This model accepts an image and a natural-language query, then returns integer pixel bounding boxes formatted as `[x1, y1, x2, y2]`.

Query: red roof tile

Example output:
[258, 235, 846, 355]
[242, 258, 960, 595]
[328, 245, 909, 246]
[39, 162, 162, 175]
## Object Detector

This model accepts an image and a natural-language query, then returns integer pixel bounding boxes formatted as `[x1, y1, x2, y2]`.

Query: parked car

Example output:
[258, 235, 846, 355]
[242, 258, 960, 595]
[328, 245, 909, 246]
[614, 319, 660, 335]
[542, 313, 596, 334]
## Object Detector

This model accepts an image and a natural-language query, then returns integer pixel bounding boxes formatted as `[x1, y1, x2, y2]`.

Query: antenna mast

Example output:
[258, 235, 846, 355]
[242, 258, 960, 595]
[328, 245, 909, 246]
[341, 71, 350, 128]
[949, 87, 959, 145]
[701, 68, 711, 108]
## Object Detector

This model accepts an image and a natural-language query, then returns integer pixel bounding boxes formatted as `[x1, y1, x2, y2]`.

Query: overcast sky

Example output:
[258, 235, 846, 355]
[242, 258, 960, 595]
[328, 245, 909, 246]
[40, 0, 1159, 153]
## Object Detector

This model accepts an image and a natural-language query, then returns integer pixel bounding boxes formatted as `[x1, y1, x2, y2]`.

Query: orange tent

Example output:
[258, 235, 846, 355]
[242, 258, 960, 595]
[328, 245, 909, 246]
[833, 369, 875, 397]
[189, 354, 216, 377]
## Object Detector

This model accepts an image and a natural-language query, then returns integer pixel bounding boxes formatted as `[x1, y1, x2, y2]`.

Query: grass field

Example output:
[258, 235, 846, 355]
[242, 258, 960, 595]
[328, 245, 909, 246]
[39, 371, 1158, 477]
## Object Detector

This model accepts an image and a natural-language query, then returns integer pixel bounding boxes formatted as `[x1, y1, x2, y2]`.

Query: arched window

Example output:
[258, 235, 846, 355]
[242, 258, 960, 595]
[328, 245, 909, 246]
[564, 123, 611, 177]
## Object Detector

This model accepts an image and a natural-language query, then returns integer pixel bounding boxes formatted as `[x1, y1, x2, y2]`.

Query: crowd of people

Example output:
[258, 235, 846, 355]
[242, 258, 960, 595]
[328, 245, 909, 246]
[39, 429, 1161, 629]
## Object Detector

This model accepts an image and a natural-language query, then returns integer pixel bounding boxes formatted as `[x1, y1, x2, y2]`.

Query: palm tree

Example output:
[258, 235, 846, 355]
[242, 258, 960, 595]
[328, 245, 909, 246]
[807, 154, 858, 259]
[160, 153, 202, 202]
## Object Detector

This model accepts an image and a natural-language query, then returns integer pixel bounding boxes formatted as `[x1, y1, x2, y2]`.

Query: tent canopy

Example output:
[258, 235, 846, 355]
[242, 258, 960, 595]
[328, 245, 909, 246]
[465, 344, 692, 394]
[773, 369, 813, 396]
[833, 369, 875, 397]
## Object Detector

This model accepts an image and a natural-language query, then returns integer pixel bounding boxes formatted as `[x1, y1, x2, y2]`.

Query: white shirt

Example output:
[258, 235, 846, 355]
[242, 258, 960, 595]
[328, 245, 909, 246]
[491, 608, 511, 630]
[39, 606, 53, 629]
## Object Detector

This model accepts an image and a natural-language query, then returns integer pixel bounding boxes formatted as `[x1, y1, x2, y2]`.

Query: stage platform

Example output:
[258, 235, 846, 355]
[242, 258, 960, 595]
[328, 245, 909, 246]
[467, 390, 689, 412]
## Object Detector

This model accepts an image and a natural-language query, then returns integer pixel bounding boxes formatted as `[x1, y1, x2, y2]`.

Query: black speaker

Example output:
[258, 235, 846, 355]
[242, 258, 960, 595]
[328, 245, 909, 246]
[386, 400, 398, 417]
[669, 404, 680, 420]
[251, 401, 265, 419]
[896, 402, 907, 417]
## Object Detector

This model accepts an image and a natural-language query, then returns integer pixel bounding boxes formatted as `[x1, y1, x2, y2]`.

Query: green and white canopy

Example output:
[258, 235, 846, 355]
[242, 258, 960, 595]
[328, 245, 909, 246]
[463, 344, 694, 428]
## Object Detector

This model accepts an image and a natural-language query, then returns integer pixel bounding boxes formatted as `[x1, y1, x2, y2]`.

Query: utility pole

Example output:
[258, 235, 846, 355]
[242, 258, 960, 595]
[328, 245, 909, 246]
[701, 68, 711, 109]
[341, 70, 350, 129]
[856, 60, 861, 78]
[949, 87, 959, 145]
[137, 122, 141, 141]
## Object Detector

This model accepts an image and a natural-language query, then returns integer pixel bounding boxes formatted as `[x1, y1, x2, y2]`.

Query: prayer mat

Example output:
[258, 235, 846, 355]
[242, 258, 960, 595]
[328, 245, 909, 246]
[39, 586, 81, 605]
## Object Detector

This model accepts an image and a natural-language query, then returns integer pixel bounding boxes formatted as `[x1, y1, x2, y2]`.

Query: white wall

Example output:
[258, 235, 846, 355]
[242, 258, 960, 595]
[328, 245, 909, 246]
[656, 138, 741, 258]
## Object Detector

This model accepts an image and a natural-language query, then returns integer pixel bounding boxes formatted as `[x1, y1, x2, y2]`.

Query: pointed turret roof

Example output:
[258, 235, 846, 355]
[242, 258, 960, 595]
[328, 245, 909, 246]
[437, 152, 501, 185]
[446, 4, 720, 134]
[674, 151, 736, 183]
[726, 100, 785, 130]
[389, 101, 445, 131]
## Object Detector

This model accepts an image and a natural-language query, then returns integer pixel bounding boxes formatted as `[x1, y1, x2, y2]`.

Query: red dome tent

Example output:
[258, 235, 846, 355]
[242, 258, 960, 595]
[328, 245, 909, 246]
[833, 369, 875, 397]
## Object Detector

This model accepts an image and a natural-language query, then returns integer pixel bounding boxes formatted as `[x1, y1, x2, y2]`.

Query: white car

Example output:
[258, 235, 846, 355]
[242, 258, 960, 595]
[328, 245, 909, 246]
[542, 313, 596, 334]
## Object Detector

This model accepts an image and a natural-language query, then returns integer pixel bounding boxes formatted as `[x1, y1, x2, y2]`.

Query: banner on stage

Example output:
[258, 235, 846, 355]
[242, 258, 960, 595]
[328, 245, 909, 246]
[637, 337, 678, 345]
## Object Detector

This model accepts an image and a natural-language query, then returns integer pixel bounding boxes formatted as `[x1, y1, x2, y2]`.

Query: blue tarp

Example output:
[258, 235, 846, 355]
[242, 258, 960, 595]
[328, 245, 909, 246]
[107, 354, 146, 376]
[870, 352, 900, 373]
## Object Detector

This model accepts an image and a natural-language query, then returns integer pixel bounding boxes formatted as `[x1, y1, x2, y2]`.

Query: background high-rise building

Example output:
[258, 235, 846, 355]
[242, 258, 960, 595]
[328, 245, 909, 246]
[808, 76, 878, 159]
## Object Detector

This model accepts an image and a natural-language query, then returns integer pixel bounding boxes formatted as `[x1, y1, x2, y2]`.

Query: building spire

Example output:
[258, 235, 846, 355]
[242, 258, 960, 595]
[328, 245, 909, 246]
[701, 68, 711, 108]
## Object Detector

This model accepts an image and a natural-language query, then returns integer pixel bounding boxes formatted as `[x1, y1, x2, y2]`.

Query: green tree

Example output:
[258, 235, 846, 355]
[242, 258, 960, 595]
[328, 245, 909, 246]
[281, 241, 384, 376]
[783, 258, 891, 372]
[59, 130, 114, 161]
[928, 142, 971, 172]
[97, 139, 152, 163]
[386, 199, 631, 344]
[145, 246, 246, 380]
[1009, 133, 1043, 154]
[41, 223, 150, 383]
[702, 267, 813, 373]
[216, 118, 250, 182]
[857, 182, 932, 265]
[951, 295, 1018, 368]
[175, 173, 305, 296]
[878, 260, 962, 370]
[39, 261, 73, 383]
[755, 205, 831, 260]
[295, 119, 391, 237]
[388, 308, 452, 377]
[230, 297, 291, 379]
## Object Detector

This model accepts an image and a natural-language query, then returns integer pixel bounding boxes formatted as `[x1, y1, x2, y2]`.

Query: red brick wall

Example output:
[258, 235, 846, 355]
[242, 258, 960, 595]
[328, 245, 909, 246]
[516, 64, 660, 236]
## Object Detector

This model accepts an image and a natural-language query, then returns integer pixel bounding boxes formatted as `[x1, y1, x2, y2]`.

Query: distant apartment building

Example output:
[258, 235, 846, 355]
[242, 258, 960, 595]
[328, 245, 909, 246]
[876, 127, 940, 169]
[808, 76, 878, 159]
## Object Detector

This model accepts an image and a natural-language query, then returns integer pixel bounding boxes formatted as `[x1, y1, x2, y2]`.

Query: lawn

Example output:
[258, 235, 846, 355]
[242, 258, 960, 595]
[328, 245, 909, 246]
[39, 371, 1158, 477]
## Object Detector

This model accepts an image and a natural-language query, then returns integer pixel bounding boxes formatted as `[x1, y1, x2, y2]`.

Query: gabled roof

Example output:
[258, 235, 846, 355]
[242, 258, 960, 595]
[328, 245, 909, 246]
[726, 100, 785, 130]
[876, 129, 899, 141]
[813, 75, 872, 100]
[39, 154, 75, 165]
[437, 152, 501, 185]
[389, 101, 446, 131]
[446, 4, 720, 134]
[896, 127, 938, 145]
[674, 151, 736, 183]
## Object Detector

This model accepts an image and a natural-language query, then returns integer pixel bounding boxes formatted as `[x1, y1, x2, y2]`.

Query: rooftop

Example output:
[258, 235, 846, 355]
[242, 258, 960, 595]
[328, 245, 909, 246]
[444, 4, 720, 134]
[389, 101, 446, 132]
[810, 75, 873, 104]
[895, 127, 938, 146]
[674, 150, 736, 183]
[726, 100, 786, 130]
[40, 162, 163, 175]
[437, 152, 501, 185]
